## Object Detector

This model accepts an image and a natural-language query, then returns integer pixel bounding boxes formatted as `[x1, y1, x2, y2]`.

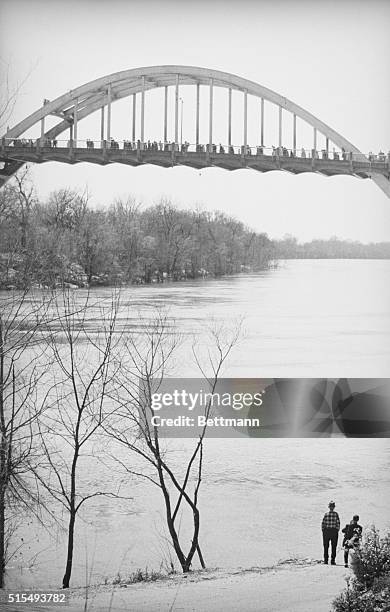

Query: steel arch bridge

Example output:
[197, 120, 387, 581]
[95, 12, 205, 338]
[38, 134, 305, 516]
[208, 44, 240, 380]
[1, 65, 389, 197]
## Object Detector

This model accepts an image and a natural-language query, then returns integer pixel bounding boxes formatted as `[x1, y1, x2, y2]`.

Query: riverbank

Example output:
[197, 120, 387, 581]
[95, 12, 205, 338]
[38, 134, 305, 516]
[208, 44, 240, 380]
[4, 263, 390, 592]
[22, 561, 348, 612]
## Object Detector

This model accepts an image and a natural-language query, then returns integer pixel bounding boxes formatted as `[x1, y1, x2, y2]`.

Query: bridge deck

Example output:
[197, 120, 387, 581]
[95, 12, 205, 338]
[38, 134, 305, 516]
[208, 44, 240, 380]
[1, 145, 389, 181]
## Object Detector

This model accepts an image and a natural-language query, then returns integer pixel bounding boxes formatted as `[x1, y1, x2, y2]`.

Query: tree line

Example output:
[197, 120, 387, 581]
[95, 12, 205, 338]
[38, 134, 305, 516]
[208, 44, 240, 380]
[1, 170, 389, 290]
[273, 234, 390, 259]
[0, 170, 273, 289]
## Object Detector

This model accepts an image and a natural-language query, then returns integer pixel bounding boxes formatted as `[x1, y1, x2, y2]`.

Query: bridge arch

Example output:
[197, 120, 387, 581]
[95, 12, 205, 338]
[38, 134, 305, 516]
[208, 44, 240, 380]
[1, 65, 389, 197]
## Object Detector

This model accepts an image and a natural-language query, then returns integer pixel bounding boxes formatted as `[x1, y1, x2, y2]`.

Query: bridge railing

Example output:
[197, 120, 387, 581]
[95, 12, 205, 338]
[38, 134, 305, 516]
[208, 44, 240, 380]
[2, 137, 389, 164]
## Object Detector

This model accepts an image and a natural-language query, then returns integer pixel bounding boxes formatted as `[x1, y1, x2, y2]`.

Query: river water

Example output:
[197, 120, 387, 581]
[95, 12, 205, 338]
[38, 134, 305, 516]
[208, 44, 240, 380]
[8, 259, 390, 589]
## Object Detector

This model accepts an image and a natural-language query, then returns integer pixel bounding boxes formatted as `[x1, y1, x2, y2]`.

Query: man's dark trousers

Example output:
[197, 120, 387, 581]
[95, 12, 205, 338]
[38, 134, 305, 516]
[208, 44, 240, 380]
[323, 528, 338, 563]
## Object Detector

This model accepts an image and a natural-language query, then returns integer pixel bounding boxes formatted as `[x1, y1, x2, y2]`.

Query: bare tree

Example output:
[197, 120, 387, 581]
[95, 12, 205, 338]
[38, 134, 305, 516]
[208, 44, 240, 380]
[12, 166, 37, 252]
[0, 167, 39, 289]
[36, 290, 123, 588]
[104, 312, 240, 573]
[0, 60, 34, 133]
[0, 289, 53, 588]
[0, 61, 37, 189]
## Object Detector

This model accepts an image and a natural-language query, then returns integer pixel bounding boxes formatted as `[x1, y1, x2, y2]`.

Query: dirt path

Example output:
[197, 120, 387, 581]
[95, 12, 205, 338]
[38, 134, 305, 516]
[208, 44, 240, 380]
[28, 562, 348, 612]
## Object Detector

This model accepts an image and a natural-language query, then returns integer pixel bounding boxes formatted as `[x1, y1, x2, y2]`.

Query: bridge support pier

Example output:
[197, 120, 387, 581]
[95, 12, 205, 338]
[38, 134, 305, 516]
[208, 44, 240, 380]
[107, 84, 112, 142]
[228, 88, 232, 147]
[243, 89, 247, 150]
[278, 106, 282, 149]
[132, 93, 136, 142]
[164, 86, 168, 143]
[40, 116, 45, 144]
[73, 99, 78, 146]
[293, 114, 296, 154]
[260, 98, 264, 147]
[68, 137, 74, 161]
[175, 75, 179, 145]
[100, 106, 105, 146]
[209, 78, 213, 149]
[141, 76, 145, 143]
[196, 83, 200, 147]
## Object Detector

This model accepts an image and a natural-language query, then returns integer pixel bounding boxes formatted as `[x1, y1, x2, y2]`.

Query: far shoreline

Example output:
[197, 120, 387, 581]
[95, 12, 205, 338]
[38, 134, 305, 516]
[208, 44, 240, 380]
[2, 257, 389, 293]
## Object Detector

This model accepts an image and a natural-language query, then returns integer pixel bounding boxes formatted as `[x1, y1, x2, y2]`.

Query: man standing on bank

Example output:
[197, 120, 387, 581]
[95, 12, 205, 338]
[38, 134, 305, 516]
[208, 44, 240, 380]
[321, 500, 340, 565]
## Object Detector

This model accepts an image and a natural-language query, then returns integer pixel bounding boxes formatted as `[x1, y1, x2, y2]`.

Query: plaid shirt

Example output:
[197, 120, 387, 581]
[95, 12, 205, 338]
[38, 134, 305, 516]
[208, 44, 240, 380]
[322, 510, 340, 530]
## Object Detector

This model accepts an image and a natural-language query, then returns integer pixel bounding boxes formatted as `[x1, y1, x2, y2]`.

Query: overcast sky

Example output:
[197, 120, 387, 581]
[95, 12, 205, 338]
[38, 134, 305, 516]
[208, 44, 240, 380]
[1, 0, 390, 242]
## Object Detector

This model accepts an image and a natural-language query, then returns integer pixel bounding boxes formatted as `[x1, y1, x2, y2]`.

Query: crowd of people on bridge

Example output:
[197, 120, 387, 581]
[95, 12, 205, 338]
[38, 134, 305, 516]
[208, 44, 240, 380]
[4, 137, 390, 164]
[368, 150, 387, 161]
[101, 140, 389, 162]
[9, 138, 59, 148]
[109, 138, 192, 152]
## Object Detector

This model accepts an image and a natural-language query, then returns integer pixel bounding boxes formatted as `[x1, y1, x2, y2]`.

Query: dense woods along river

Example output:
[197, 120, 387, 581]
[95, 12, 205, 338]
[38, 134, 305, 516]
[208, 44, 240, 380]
[7, 259, 390, 589]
